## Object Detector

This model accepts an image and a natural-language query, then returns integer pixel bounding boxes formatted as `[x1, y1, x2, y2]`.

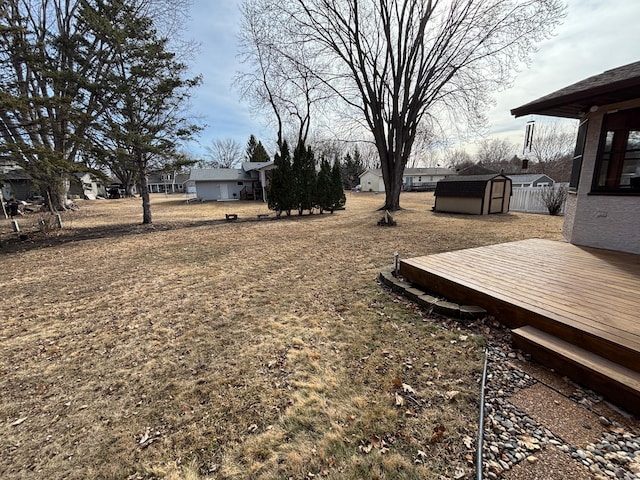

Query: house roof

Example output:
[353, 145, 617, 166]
[242, 161, 274, 172]
[360, 167, 455, 178]
[456, 164, 498, 175]
[435, 174, 509, 198]
[0, 170, 31, 181]
[506, 174, 554, 184]
[511, 60, 640, 119]
[187, 168, 252, 182]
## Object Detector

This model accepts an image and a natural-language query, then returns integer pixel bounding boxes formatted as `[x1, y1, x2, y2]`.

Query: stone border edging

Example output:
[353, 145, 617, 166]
[378, 266, 487, 320]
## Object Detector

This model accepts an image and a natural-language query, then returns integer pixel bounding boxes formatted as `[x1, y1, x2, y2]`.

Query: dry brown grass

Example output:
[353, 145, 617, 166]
[0, 193, 564, 479]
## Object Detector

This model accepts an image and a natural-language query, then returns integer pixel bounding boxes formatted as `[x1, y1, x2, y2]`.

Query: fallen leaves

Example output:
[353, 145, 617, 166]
[402, 383, 416, 394]
[11, 417, 27, 426]
[429, 424, 446, 443]
[445, 390, 460, 401]
[359, 435, 390, 455]
[518, 435, 540, 451]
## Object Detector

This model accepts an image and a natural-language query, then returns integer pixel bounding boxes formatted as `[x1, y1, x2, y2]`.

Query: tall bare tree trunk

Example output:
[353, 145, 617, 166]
[139, 172, 152, 224]
[379, 147, 406, 211]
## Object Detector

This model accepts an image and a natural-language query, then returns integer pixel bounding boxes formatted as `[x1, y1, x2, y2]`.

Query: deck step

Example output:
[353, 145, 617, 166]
[512, 326, 640, 416]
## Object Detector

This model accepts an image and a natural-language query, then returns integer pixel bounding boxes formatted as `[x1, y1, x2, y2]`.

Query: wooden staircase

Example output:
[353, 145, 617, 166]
[512, 325, 640, 416]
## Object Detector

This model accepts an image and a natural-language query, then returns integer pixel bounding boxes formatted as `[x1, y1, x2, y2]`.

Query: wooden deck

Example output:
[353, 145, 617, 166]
[399, 239, 640, 414]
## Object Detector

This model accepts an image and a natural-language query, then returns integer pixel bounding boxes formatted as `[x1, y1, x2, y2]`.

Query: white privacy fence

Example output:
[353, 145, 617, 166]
[510, 184, 568, 214]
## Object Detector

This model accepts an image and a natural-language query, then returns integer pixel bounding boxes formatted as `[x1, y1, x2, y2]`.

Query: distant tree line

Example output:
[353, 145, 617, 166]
[268, 141, 345, 216]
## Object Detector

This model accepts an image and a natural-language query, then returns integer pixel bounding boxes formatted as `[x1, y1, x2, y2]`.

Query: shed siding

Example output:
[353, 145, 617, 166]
[563, 99, 640, 254]
[435, 197, 483, 215]
[360, 171, 384, 192]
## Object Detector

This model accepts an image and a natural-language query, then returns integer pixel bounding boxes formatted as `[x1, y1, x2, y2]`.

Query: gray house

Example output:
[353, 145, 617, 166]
[512, 60, 640, 255]
[507, 173, 554, 188]
[185, 162, 274, 202]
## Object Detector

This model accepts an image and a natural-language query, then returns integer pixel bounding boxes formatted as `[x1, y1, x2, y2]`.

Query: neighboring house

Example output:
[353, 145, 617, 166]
[512, 60, 640, 255]
[1, 170, 33, 201]
[0, 158, 34, 201]
[185, 161, 274, 202]
[433, 173, 512, 215]
[146, 171, 189, 194]
[359, 167, 455, 192]
[69, 172, 106, 200]
[507, 173, 554, 188]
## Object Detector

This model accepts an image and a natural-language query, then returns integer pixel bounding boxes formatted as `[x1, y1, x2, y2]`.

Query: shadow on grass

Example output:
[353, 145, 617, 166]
[0, 210, 344, 255]
[429, 211, 524, 222]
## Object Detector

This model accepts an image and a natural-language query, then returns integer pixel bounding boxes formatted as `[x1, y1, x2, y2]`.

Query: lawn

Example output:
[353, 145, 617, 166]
[0, 192, 564, 479]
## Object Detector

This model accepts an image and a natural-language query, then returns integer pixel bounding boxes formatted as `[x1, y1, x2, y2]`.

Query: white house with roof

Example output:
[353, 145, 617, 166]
[507, 173, 555, 188]
[185, 161, 274, 202]
[359, 167, 455, 192]
[512, 60, 640, 255]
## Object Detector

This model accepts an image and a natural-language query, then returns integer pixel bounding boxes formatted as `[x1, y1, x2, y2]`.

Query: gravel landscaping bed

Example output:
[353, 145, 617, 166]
[482, 337, 640, 480]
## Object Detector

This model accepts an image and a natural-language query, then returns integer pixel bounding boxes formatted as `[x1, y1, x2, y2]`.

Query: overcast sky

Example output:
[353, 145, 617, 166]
[182, 0, 640, 160]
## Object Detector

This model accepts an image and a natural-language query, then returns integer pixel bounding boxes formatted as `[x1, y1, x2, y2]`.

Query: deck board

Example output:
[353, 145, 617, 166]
[399, 239, 640, 371]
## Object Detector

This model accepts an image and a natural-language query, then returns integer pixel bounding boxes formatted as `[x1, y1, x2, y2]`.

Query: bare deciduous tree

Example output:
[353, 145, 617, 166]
[240, 0, 565, 210]
[205, 138, 244, 168]
[443, 148, 474, 170]
[475, 138, 518, 165]
[237, 0, 331, 150]
[526, 121, 576, 176]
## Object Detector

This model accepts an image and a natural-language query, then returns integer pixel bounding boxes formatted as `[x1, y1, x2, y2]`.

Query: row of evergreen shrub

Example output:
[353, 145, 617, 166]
[268, 141, 346, 216]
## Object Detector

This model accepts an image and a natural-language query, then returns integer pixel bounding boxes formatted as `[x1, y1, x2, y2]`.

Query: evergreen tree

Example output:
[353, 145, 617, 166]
[292, 142, 317, 215]
[246, 135, 258, 161]
[0, 0, 121, 210]
[330, 160, 346, 211]
[315, 157, 333, 213]
[253, 141, 270, 163]
[340, 147, 364, 189]
[246, 135, 271, 163]
[268, 141, 294, 216]
[96, 1, 201, 224]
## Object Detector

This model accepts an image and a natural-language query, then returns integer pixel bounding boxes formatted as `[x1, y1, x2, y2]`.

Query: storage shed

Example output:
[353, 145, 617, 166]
[434, 174, 511, 215]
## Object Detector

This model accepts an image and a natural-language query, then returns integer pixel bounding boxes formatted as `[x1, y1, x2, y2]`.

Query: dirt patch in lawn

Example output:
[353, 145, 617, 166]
[0, 192, 564, 479]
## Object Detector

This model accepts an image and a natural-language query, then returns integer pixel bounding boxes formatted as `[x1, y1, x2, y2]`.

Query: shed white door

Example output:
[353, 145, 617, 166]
[489, 180, 506, 213]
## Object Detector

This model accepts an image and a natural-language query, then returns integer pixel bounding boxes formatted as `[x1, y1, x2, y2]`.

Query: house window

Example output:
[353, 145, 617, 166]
[570, 119, 588, 191]
[592, 108, 640, 192]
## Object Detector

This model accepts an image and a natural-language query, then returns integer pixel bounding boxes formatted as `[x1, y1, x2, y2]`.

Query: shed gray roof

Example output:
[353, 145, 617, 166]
[435, 174, 508, 198]
[511, 61, 640, 119]
[187, 168, 252, 182]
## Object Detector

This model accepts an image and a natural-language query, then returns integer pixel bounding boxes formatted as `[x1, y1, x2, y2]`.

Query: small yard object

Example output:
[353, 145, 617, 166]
[377, 210, 396, 226]
[225, 213, 238, 221]
[257, 213, 270, 220]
